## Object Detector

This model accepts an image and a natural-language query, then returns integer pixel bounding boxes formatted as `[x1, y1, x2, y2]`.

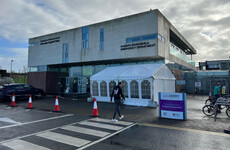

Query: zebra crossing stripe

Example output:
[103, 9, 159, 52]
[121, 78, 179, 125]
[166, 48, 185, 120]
[61, 125, 110, 137]
[89, 118, 133, 126]
[36, 131, 91, 147]
[2, 139, 51, 150]
[79, 121, 123, 130]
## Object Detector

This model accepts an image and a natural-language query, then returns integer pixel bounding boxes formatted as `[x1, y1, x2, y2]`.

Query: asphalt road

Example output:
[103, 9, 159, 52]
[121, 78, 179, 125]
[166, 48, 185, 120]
[0, 95, 229, 150]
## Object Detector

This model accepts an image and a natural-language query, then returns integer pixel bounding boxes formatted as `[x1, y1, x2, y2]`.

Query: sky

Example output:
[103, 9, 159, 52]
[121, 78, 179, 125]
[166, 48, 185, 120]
[0, 0, 230, 73]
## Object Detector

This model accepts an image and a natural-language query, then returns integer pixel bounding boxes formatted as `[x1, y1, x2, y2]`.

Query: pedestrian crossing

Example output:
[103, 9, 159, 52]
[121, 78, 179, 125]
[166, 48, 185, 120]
[1, 118, 135, 150]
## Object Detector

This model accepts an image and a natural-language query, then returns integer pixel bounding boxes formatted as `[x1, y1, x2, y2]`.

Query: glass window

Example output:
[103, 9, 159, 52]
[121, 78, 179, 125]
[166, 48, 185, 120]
[70, 66, 82, 77]
[15, 85, 24, 89]
[29, 66, 38, 72]
[100, 81, 107, 97]
[62, 43, 69, 63]
[82, 26, 89, 49]
[130, 80, 139, 98]
[122, 80, 128, 98]
[92, 81, 99, 96]
[38, 65, 47, 72]
[94, 65, 107, 74]
[82, 66, 94, 76]
[109, 81, 116, 96]
[141, 80, 151, 99]
[100, 28, 104, 50]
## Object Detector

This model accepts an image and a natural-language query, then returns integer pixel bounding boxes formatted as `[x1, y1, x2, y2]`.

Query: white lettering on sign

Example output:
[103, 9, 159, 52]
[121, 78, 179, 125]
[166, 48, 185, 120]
[160, 93, 183, 101]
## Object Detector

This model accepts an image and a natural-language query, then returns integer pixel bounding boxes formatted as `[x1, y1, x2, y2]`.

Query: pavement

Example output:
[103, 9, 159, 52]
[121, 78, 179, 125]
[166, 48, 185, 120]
[1, 94, 229, 133]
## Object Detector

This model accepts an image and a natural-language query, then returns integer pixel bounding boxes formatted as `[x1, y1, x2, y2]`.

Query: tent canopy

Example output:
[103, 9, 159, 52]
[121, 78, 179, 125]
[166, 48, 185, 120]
[90, 64, 175, 81]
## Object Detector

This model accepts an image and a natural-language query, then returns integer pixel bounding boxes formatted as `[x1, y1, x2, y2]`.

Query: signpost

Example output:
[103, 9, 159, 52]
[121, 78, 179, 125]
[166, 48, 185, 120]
[159, 92, 187, 120]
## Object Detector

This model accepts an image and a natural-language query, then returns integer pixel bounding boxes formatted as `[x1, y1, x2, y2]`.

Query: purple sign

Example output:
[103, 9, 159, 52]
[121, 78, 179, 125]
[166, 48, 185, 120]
[159, 93, 187, 120]
[160, 100, 185, 112]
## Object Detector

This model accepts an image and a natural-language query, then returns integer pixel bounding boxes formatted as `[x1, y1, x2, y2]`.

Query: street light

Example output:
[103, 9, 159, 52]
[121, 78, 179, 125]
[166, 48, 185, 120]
[11, 60, 14, 75]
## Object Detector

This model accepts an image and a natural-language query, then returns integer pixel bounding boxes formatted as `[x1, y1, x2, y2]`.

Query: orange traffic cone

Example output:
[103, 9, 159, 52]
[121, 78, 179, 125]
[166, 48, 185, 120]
[91, 98, 99, 117]
[10, 93, 16, 107]
[27, 94, 33, 109]
[209, 91, 211, 99]
[54, 96, 60, 112]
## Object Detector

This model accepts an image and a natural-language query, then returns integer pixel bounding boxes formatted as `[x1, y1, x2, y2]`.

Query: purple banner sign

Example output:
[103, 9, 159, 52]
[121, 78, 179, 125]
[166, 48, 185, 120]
[160, 100, 185, 112]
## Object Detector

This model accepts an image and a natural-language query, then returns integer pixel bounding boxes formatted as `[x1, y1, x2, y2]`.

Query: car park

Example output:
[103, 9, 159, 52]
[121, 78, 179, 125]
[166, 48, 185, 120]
[0, 84, 44, 101]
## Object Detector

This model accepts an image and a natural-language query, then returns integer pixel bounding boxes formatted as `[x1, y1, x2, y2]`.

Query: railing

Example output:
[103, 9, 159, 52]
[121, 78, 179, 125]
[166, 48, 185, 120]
[170, 43, 195, 66]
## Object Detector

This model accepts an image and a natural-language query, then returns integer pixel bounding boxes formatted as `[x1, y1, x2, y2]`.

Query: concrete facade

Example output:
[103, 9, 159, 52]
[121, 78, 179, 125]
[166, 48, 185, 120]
[28, 9, 196, 95]
[28, 10, 195, 68]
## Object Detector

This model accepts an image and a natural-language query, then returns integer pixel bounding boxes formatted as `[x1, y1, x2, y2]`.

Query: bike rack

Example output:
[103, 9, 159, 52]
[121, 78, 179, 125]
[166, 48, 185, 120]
[214, 97, 230, 121]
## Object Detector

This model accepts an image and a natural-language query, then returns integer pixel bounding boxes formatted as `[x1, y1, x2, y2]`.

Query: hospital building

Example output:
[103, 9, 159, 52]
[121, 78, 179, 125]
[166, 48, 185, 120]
[28, 9, 197, 106]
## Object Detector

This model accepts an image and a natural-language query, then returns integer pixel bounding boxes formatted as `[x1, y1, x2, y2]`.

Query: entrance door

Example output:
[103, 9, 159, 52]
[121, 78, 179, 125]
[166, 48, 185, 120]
[73, 78, 79, 93]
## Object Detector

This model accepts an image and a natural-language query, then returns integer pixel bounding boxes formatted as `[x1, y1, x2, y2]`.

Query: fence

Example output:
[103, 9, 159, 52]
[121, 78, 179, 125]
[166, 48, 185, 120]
[184, 71, 230, 96]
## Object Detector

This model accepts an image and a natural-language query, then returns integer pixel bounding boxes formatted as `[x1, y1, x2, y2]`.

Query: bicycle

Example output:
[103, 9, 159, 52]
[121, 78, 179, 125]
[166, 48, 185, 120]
[204, 98, 225, 109]
[203, 97, 230, 118]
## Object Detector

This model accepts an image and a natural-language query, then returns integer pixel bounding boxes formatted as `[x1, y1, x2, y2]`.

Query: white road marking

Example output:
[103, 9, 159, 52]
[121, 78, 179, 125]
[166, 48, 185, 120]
[0, 117, 136, 150]
[36, 131, 91, 147]
[2, 139, 50, 150]
[89, 117, 133, 126]
[0, 114, 73, 129]
[61, 125, 110, 137]
[0, 117, 21, 124]
[79, 121, 123, 131]
[77, 123, 137, 150]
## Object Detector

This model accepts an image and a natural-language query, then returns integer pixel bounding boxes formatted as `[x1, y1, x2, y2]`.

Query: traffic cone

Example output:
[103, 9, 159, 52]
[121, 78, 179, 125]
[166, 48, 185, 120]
[27, 94, 33, 109]
[54, 96, 60, 112]
[91, 98, 99, 117]
[10, 93, 16, 107]
[209, 91, 211, 99]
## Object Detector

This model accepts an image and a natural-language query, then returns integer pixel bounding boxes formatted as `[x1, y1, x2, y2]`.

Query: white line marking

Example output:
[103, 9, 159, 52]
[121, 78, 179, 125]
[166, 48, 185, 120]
[0, 119, 79, 145]
[89, 118, 133, 126]
[2, 139, 51, 150]
[36, 131, 91, 147]
[0, 117, 21, 124]
[79, 121, 123, 131]
[77, 123, 137, 150]
[61, 125, 110, 137]
[0, 114, 73, 129]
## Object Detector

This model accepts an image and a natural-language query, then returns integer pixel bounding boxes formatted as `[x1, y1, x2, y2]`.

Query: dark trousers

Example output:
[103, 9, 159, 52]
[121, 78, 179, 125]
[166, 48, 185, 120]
[113, 99, 121, 119]
[214, 94, 221, 110]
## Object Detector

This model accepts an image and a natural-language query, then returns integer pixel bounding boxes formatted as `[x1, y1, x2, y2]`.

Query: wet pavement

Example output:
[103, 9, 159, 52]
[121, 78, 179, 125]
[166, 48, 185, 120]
[1, 94, 229, 133]
[85, 124, 230, 150]
[0, 95, 229, 150]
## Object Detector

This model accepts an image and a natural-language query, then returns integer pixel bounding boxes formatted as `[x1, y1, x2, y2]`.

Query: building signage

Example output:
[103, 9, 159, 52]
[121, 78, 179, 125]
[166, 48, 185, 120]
[159, 92, 187, 120]
[120, 41, 155, 51]
[176, 80, 185, 85]
[195, 82, 201, 88]
[40, 37, 60, 45]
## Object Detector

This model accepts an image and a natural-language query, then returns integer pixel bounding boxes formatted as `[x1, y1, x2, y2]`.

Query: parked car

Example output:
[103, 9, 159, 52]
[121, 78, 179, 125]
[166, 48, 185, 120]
[0, 84, 45, 101]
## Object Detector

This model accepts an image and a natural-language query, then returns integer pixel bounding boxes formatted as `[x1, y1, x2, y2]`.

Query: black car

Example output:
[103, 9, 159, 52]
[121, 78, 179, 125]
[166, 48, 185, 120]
[0, 84, 44, 101]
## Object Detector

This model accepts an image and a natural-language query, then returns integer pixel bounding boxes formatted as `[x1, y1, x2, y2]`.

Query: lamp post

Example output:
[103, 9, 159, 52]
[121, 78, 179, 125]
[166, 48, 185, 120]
[11, 60, 14, 76]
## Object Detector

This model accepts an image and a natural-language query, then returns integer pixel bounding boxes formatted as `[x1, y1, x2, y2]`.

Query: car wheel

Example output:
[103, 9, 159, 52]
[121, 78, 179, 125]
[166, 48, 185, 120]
[35, 92, 43, 99]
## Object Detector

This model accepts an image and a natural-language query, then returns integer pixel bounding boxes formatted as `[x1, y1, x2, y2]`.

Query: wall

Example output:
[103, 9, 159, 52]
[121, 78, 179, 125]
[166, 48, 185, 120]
[28, 10, 159, 67]
[157, 11, 196, 70]
[27, 72, 58, 94]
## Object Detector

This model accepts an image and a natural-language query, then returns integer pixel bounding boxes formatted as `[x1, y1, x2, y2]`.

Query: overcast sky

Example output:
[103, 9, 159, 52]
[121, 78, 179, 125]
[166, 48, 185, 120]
[0, 0, 230, 72]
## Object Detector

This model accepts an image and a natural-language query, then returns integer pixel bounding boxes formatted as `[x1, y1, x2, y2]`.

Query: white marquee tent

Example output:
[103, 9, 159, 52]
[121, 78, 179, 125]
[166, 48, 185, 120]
[90, 64, 175, 107]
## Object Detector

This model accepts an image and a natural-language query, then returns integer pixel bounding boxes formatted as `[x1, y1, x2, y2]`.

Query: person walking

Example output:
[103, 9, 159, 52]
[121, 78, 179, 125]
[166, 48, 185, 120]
[214, 82, 221, 113]
[110, 82, 125, 122]
[222, 84, 226, 98]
